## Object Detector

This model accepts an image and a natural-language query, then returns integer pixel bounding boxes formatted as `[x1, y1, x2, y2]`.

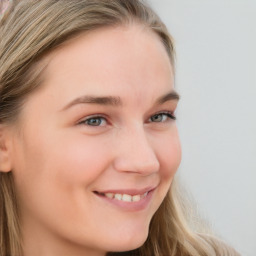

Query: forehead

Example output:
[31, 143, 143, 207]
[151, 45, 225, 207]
[36, 25, 174, 107]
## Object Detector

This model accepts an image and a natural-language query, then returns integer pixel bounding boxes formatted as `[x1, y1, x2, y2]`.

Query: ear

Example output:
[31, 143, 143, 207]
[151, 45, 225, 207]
[0, 125, 13, 173]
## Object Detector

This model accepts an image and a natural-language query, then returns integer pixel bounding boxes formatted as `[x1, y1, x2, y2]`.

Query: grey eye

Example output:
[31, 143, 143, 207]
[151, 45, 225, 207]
[150, 114, 167, 122]
[83, 117, 107, 126]
[149, 112, 176, 123]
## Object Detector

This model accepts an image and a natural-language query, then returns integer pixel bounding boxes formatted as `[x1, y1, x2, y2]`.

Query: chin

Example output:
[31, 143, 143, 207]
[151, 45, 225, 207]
[105, 226, 149, 253]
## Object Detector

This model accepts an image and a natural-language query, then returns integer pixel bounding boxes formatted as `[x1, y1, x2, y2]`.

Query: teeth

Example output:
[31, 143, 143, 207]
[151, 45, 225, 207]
[122, 194, 132, 202]
[114, 194, 122, 200]
[132, 195, 140, 202]
[104, 192, 149, 202]
[105, 193, 114, 199]
[142, 192, 148, 198]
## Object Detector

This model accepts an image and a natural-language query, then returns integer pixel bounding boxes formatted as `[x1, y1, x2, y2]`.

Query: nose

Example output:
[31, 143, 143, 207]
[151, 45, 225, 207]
[113, 127, 160, 175]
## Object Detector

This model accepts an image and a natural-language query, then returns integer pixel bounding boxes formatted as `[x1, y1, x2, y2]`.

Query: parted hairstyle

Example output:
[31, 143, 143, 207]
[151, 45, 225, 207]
[0, 1, 240, 256]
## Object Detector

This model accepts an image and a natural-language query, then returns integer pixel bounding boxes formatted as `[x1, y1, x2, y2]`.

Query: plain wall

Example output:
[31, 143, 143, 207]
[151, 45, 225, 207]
[149, 1, 256, 255]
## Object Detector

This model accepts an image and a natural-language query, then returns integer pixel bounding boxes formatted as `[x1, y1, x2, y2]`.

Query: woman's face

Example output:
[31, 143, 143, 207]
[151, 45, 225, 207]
[9, 25, 181, 255]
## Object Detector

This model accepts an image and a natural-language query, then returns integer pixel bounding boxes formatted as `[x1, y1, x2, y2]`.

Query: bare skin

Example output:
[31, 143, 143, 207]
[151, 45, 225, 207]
[2, 25, 181, 256]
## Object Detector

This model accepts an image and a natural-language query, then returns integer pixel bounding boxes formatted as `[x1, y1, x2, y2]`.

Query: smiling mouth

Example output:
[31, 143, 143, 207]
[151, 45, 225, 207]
[93, 191, 149, 203]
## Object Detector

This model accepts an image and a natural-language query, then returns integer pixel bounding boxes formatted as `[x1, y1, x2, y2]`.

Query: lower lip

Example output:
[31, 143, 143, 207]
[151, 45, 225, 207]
[94, 190, 155, 212]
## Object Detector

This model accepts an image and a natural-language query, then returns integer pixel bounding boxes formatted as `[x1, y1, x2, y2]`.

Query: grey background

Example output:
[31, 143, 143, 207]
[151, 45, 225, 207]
[149, 0, 256, 255]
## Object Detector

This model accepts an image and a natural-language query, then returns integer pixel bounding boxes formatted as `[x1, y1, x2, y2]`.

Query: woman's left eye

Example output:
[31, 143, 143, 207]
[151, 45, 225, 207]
[149, 112, 176, 123]
[79, 116, 107, 127]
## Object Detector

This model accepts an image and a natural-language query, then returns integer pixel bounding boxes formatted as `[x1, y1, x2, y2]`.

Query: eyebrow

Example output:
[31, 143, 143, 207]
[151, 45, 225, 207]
[61, 95, 122, 111]
[156, 91, 180, 104]
[61, 90, 180, 111]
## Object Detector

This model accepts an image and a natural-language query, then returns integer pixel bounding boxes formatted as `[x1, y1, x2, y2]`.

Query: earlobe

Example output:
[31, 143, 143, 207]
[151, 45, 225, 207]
[0, 125, 13, 173]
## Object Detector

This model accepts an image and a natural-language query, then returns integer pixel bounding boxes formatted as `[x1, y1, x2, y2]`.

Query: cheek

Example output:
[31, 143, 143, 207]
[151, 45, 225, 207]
[156, 129, 182, 179]
[51, 134, 113, 186]
[148, 128, 181, 215]
[12, 129, 112, 200]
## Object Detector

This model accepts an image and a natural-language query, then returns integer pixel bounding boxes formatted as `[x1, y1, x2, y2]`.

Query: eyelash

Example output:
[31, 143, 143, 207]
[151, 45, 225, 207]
[150, 111, 176, 123]
[78, 111, 176, 127]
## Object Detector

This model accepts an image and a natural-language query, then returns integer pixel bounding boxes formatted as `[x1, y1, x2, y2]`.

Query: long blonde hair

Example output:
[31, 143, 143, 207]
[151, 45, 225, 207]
[0, 1, 240, 255]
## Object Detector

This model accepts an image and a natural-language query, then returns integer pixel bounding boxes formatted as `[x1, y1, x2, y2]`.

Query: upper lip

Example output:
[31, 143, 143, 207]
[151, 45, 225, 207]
[94, 186, 157, 196]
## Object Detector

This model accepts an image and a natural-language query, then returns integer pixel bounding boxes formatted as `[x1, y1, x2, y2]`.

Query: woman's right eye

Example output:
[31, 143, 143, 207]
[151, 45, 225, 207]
[78, 116, 107, 127]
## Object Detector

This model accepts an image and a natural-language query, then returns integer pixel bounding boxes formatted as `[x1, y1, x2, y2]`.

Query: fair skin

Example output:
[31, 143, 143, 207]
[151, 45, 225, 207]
[1, 24, 181, 256]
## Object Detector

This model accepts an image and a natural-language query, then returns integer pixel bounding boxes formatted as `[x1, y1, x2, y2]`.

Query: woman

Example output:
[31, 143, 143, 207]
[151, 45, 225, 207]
[0, 1, 240, 255]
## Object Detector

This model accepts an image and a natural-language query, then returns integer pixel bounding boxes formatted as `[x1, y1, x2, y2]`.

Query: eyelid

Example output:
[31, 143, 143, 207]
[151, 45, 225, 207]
[150, 110, 176, 120]
[77, 114, 109, 126]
